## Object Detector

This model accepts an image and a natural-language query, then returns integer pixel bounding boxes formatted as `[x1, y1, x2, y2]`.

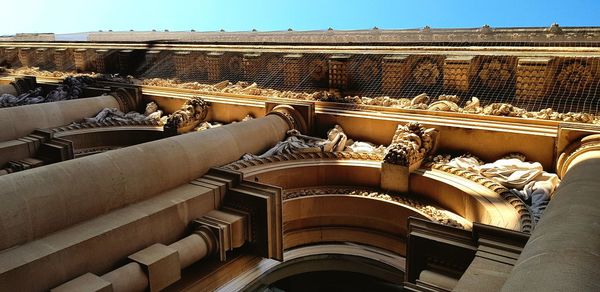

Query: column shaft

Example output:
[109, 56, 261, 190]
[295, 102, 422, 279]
[0, 114, 289, 250]
[0, 95, 120, 142]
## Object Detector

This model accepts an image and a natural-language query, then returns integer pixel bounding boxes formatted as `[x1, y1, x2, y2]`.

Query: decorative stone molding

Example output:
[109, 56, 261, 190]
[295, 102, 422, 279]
[424, 161, 533, 233]
[556, 60, 594, 93]
[284, 186, 465, 228]
[224, 151, 383, 171]
[82, 26, 600, 44]
[163, 96, 210, 134]
[267, 104, 309, 134]
[477, 57, 515, 90]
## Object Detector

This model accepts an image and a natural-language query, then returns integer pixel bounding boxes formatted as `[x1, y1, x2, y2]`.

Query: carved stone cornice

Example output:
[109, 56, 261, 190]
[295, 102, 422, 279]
[424, 161, 533, 233]
[78, 25, 600, 45]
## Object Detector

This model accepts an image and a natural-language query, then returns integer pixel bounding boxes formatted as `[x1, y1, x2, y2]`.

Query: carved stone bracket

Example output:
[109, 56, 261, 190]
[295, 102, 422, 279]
[73, 49, 89, 72]
[381, 55, 410, 95]
[444, 56, 474, 92]
[283, 54, 303, 88]
[515, 57, 552, 100]
[17, 48, 34, 67]
[53, 48, 73, 71]
[328, 55, 351, 90]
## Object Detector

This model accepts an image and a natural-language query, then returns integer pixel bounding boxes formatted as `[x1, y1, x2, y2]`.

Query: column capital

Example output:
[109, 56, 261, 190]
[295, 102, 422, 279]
[556, 134, 600, 178]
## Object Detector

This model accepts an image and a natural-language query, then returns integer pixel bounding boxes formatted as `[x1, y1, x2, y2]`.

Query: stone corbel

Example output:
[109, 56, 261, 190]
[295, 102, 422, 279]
[381, 122, 439, 193]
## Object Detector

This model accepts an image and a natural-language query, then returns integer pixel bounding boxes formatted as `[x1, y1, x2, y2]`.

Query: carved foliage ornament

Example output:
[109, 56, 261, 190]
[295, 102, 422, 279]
[412, 58, 441, 86]
[384, 122, 439, 166]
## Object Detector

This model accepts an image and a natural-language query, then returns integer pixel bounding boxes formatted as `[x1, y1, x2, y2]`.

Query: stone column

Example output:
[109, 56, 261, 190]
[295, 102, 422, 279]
[0, 95, 121, 142]
[501, 135, 600, 291]
[0, 106, 300, 250]
[0, 83, 18, 96]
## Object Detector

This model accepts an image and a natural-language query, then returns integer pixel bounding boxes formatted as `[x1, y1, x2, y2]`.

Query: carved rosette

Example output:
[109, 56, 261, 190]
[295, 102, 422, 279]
[308, 59, 328, 83]
[478, 58, 512, 89]
[412, 58, 441, 86]
[557, 61, 593, 92]
[384, 122, 439, 166]
[164, 96, 210, 134]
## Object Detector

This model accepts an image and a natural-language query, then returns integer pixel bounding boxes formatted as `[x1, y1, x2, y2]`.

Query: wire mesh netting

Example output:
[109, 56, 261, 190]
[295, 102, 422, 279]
[2, 44, 600, 116]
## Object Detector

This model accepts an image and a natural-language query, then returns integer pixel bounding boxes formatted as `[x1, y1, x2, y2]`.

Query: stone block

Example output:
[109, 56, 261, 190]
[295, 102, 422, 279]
[128, 243, 180, 292]
[380, 161, 421, 193]
[51, 273, 112, 292]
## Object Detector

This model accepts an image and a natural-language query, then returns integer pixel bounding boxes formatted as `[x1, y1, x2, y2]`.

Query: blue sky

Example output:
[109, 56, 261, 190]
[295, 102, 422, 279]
[2, 0, 599, 35]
